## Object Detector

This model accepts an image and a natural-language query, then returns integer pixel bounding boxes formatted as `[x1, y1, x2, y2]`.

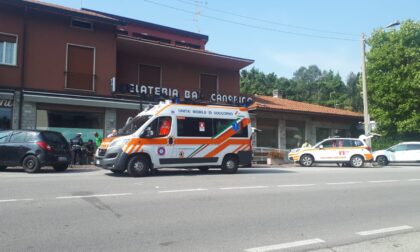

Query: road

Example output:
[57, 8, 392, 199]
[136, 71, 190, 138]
[1, 164, 420, 252]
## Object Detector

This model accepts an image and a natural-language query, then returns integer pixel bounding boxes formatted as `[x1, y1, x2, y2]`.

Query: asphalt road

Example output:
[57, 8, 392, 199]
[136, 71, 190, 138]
[1, 164, 420, 252]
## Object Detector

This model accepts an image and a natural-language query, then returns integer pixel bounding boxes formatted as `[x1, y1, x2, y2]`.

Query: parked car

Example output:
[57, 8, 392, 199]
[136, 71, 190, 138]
[288, 137, 373, 168]
[0, 130, 71, 173]
[373, 142, 420, 165]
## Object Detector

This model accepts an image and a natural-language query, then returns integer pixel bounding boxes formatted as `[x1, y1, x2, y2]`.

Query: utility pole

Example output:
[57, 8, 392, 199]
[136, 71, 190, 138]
[361, 33, 370, 145]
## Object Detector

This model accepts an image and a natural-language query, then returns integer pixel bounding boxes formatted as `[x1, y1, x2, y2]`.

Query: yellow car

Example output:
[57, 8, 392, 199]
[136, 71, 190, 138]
[288, 137, 373, 168]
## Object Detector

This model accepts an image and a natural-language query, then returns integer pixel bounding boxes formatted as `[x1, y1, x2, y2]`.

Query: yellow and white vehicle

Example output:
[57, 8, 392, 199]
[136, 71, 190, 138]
[288, 137, 373, 168]
[95, 100, 252, 176]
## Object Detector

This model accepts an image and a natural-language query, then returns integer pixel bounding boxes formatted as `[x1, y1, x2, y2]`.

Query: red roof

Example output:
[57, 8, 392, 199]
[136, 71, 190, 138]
[249, 95, 362, 118]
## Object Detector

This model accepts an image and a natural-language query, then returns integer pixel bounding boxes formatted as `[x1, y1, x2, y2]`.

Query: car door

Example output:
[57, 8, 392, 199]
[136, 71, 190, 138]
[8, 131, 30, 165]
[315, 139, 339, 161]
[0, 131, 13, 165]
[388, 144, 409, 162]
[406, 144, 420, 162]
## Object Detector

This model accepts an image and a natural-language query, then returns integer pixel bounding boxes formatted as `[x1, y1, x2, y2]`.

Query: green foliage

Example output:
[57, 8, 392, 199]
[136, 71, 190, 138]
[371, 136, 414, 152]
[367, 20, 420, 137]
[240, 66, 363, 111]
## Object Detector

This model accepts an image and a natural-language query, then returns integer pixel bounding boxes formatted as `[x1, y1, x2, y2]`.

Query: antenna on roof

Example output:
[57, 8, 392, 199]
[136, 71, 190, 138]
[192, 0, 207, 33]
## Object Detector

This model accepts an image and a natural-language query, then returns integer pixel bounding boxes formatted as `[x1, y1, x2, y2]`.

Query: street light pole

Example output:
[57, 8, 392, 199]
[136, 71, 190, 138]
[361, 33, 370, 144]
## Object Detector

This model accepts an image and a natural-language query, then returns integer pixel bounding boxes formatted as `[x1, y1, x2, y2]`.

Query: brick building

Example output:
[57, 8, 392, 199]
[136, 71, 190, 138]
[0, 0, 253, 140]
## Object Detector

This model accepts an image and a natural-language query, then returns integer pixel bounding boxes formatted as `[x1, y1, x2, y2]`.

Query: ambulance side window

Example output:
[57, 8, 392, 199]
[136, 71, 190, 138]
[144, 117, 172, 138]
[213, 119, 248, 138]
[177, 117, 213, 137]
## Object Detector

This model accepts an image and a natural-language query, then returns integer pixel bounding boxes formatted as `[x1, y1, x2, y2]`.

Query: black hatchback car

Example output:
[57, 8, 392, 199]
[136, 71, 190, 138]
[0, 130, 71, 173]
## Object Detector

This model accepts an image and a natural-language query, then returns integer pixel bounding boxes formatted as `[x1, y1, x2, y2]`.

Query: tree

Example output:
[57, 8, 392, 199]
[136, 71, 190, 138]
[367, 20, 420, 136]
[346, 72, 363, 112]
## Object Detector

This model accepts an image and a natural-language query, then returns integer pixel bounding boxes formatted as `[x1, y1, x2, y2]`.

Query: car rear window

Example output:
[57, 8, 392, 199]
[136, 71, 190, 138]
[40, 131, 68, 145]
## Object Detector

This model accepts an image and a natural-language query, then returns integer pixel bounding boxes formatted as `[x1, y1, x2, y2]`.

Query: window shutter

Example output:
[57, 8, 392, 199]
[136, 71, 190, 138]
[0, 34, 17, 43]
[66, 45, 94, 90]
[200, 74, 217, 98]
[139, 64, 161, 86]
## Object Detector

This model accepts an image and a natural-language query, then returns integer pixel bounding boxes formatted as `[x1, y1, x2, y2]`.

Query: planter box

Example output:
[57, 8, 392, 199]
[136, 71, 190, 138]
[267, 158, 283, 165]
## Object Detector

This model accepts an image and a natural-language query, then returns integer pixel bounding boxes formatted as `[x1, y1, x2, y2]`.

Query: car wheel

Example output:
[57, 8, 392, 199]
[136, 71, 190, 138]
[221, 155, 238, 174]
[376, 156, 388, 166]
[111, 169, 125, 174]
[299, 154, 314, 167]
[199, 167, 210, 173]
[0, 165, 7, 171]
[53, 163, 69, 172]
[23, 155, 41, 173]
[350, 155, 364, 168]
[127, 155, 150, 177]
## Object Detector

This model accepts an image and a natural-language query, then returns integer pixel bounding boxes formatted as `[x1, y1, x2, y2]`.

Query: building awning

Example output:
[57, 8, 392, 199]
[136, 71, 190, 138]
[117, 35, 254, 70]
[23, 91, 141, 110]
[0, 90, 14, 100]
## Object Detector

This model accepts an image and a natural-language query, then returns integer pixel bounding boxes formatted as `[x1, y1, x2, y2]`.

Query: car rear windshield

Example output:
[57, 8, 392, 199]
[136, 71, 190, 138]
[40, 131, 68, 145]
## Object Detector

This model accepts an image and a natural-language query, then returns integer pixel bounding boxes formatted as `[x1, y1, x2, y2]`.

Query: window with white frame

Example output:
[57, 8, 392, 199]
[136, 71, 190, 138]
[0, 33, 17, 66]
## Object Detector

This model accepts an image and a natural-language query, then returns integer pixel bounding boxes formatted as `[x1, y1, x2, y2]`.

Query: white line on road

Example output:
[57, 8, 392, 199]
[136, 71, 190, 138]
[56, 193, 133, 199]
[220, 186, 269, 190]
[367, 180, 400, 183]
[158, 188, 207, 193]
[356, 225, 413, 236]
[407, 179, 420, 182]
[0, 198, 34, 203]
[277, 184, 316, 187]
[244, 238, 325, 252]
[326, 181, 362, 185]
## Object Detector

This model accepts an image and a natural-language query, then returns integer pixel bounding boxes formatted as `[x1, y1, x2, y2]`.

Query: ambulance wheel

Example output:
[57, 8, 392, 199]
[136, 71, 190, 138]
[221, 155, 238, 174]
[299, 154, 314, 167]
[127, 155, 150, 177]
[350, 155, 364, 168]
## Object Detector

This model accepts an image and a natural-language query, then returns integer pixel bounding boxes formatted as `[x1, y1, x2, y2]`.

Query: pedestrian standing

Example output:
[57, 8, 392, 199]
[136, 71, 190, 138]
[94, 132, 102, 148]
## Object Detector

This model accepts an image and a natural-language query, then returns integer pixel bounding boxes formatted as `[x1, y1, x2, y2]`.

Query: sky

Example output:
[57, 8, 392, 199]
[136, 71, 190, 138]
[46, 0, 419, 81]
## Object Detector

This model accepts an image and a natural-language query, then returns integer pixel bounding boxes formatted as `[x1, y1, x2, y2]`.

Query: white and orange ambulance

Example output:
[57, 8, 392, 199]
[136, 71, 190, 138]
[95, 100, 252, 177]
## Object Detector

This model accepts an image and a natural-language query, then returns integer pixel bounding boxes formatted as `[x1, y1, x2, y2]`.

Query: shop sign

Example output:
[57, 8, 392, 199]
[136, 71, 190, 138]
[112, 81, 253, 105]
[0, 99, 13, 108]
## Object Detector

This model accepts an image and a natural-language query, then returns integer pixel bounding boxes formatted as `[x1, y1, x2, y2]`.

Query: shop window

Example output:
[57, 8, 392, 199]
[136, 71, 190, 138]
[177, 117, 212, 137]
[66, 44, 95, 91]
[316, 127, 331, 143]
[0, 106, 12, 130]
[286, 120, 305, 149]
[256, 118, 278, 148]
[139, 64, 161, 86]
[200, 74, 218, 99]
[333, 129, 349, 137]
[0, 33, 17, 65]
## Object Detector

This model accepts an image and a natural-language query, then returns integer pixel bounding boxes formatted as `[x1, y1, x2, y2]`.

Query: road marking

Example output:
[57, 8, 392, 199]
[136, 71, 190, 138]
[326, 181, 362, 185]
[407, 179, 420, 182]
[220, 186, 269, 190]
[0, 198, 34, 203]
[56, 193, 133, 199]
[277, 184, 316, 188]
[158, 188, 207, 193]
[356, 225, 413, 236]
[244, 238, 325, 252]
[367, 180, 400, 183]
[133, 182, 144, 185]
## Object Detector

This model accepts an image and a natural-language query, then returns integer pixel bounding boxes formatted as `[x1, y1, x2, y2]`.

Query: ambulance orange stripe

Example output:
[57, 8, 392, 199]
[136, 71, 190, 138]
[204, 139, 250, 158]
[232, 144, 245, 154]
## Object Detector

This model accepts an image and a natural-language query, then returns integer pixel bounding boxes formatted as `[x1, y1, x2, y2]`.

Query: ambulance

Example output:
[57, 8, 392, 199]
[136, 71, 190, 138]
[95, 100, 252, 177]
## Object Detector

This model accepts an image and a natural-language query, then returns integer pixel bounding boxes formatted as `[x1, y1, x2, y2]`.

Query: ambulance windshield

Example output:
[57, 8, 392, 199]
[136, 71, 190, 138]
[118, 115, 151, 136]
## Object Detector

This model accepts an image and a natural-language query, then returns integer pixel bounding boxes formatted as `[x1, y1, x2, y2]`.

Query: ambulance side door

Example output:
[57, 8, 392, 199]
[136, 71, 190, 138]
[316, 140, 339, 161]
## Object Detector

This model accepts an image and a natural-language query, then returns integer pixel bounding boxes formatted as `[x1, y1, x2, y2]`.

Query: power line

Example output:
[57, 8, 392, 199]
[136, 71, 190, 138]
[174, 0, 358, 37]
[144, 0, 358, 42]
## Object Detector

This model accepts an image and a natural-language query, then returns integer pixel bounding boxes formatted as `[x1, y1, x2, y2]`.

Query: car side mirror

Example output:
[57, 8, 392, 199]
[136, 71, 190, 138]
[319, 145, 324, 149]
[140, 128, 153, 138]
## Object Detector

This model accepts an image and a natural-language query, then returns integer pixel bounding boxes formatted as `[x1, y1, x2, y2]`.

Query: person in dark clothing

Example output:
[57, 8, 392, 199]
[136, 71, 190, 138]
[85, 139, 95, 164]
[70, 133, 84, 165]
